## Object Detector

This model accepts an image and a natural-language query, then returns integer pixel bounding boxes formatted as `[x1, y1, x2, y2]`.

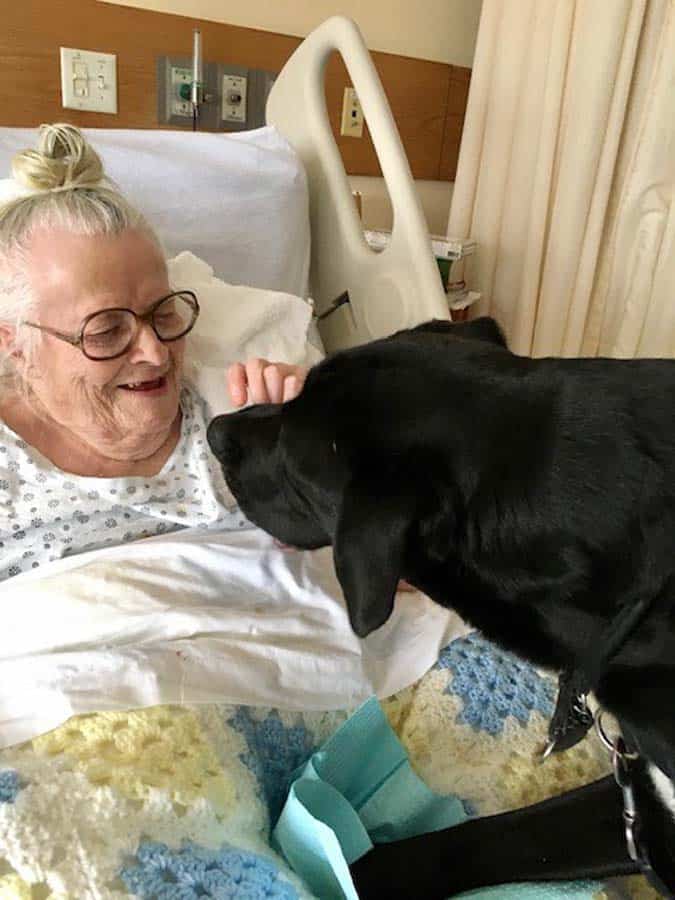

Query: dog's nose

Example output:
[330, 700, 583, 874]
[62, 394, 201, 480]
[207, 406, 282, 463]
[206, 415, 233, 461]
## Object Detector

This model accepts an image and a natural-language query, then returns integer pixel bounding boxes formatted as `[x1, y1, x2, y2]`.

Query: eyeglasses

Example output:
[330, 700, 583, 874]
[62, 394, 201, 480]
[22, 290, 200, 361]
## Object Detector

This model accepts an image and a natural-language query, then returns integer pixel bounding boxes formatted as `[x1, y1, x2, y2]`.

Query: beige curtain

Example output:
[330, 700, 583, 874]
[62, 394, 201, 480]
[448, 0, 674, 358]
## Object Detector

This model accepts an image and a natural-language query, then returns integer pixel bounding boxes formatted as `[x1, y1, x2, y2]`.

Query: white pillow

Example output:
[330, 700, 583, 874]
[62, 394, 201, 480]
[169, 251, 323, 415]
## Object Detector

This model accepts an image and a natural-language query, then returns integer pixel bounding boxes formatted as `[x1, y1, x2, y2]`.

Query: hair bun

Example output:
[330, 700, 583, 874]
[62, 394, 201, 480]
[11, 123, 104, 193]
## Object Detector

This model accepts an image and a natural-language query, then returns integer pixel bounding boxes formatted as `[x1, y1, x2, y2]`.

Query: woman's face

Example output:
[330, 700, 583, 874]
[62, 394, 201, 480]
[17, 226, 185, 461]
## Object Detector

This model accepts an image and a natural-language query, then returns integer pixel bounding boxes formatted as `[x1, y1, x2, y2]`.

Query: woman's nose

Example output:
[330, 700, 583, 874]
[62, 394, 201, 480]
[127, 320, 169, 365]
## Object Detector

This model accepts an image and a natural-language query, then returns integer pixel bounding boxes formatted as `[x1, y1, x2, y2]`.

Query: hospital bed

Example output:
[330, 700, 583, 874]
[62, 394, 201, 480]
[0, 17, 631, 900]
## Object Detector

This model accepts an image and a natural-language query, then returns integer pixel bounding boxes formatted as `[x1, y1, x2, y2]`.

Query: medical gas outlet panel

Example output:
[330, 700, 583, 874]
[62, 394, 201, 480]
[157, 57, 276, 131]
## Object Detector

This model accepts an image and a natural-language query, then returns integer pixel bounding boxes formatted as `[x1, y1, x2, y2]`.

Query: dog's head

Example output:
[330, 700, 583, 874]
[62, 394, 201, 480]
[207, 317, 508, 637]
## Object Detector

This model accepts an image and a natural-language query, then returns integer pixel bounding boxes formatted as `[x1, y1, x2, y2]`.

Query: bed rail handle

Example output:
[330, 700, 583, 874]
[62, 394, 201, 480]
[266, 16, 449, 351]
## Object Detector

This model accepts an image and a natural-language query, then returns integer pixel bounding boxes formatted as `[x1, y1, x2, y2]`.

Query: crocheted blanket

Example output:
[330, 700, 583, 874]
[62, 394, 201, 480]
[0, 633, 657, 900]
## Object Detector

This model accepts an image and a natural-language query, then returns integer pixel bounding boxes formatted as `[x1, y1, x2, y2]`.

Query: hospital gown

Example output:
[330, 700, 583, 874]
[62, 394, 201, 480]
[0, 383, 251, 581]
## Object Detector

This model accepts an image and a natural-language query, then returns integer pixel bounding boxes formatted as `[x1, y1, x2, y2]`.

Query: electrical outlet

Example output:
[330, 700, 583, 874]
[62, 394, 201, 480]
[340, 86, 364, 138]
[60, 47, 117, 114]
[222, 74, 247, 123]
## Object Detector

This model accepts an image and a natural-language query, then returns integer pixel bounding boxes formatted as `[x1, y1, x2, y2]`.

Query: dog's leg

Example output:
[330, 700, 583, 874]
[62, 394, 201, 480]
[350, 775, 638, 900]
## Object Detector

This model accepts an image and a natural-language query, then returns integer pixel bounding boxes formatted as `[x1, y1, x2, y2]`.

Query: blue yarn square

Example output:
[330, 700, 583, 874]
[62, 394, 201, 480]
[228, 708, 316, 823]
[0, 769, 21, 803]
[437, 633, 556, 736]
[120, 840, 299, 899]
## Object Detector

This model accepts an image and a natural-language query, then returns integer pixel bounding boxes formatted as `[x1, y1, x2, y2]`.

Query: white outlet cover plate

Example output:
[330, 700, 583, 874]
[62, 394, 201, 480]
[60, 47, 117, 114]
[340, 86, 364, 138]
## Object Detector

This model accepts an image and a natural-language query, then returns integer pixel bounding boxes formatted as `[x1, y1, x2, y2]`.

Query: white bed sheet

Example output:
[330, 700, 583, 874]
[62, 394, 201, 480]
[0, 527, 469, 748]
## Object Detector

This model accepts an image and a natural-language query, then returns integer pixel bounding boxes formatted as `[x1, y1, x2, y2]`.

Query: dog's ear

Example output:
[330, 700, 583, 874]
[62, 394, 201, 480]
[333, 476, 416, 638]
[401, 316, 507, 348]
[447, 316, 507, 347]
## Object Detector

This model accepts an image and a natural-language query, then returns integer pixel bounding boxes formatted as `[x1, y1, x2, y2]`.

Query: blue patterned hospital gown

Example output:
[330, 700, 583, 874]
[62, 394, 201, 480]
[0, 383, 251, 582]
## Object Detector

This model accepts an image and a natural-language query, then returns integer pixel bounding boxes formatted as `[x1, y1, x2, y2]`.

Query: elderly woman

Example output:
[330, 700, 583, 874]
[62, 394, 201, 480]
[0, 124, 308, 581]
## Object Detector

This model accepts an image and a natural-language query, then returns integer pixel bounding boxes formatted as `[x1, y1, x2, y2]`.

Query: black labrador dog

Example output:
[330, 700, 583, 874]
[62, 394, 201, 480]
[207, 318, 675, 897]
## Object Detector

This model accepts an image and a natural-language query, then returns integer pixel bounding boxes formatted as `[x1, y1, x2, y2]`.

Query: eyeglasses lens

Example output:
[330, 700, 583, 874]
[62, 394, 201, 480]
[82, 293, 197, 360]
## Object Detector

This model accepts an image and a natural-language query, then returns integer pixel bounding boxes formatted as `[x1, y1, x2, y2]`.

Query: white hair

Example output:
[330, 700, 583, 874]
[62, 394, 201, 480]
[0, 123, 161, 376]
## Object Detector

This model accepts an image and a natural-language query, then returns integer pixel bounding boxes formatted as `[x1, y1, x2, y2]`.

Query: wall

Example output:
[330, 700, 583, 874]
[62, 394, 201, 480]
[349, 175, 453, 235]
[102, 0, 482, 67]
[0, 0, 479, 234]
[102, 0, 481, 231]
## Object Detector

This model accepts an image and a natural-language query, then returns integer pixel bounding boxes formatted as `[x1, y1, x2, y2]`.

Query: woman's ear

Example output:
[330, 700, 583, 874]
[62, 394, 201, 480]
[0, 324, 19, 357]
[334, 475, 417, 638]
[0, 324, 25, 367]
[0, 323, 13, 352]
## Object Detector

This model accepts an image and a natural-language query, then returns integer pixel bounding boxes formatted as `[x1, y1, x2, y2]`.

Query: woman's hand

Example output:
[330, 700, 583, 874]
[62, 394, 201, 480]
[397, 580, 417, 593]
[227, 359, 309, 408]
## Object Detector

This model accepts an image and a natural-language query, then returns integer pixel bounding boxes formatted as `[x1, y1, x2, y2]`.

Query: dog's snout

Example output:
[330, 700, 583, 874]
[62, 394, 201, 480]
[207, 406, 282, 465]
[206, 415, 235, 462]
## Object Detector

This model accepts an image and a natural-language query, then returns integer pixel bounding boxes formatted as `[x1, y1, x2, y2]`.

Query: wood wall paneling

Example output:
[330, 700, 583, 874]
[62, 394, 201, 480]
[0, 0, 470, 181]
[324, 51, 453, 180]
[439, 65, 471, 181]
[0, 0, 300, 129]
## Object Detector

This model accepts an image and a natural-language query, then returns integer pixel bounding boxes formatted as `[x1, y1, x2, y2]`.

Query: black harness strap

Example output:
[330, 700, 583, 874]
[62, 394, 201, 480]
[542, 595, 674, 896]
[545, 595, 655, 755]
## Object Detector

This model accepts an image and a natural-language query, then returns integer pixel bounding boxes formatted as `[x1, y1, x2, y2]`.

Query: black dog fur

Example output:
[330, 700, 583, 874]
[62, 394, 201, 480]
[208, 318, 675, 896]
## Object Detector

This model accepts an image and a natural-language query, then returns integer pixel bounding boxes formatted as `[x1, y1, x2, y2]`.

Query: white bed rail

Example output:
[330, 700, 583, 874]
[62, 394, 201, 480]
[266, 16, 450, 352]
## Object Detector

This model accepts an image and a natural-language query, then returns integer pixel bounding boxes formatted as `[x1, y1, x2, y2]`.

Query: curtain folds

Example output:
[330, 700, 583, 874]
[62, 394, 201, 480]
[448, 0, 674, 358]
